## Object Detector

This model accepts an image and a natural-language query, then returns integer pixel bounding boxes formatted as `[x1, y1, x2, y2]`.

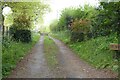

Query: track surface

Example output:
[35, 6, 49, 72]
[8, 35, 118, 78]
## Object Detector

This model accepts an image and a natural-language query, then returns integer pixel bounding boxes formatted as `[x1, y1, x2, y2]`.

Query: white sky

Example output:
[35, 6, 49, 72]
[43, 0, 99, 26]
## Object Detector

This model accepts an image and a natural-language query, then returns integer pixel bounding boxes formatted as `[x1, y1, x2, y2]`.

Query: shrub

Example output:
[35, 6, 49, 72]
[71, 18, 90, 33]
[13, 13, 31, 30]
[9, 13, 32, 43]
[86, 32, 93, 39]
[2, 33, 40, 77]
[12, 29, 31, 43]
[9, 27, 31, 43]
[9, 26, 17, 37]
[71, 32, 84, 42]
[70, 18, 91, 42]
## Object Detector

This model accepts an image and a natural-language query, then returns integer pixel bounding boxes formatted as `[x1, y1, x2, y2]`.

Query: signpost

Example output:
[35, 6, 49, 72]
[110, 43, 120, 79]
[110, 43, 120, 50]
[110, 43, 120, 59]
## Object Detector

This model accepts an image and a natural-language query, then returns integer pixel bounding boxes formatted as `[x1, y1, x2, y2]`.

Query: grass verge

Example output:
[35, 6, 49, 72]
[2, 32, 40, 78]
[51, 31, 118, 72]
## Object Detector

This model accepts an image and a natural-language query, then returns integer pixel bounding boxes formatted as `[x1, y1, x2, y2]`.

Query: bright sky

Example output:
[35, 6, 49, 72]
[43, 0, 99, 26]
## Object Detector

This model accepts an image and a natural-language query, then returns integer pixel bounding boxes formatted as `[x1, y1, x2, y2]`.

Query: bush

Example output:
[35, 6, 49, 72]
[8, 13, 32, 43]
[71, 32, 84, 42]
[86, 32, 93, 39]
[2, 33, 40, 78]
[13, 13, 31, 30]
[9, 26, 17, 37]
[69, 34, 118, 71]
[14, 30, 31, 43]
[9, 27, 31, 43]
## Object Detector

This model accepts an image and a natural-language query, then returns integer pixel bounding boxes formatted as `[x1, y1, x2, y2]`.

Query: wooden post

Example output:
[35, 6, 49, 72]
[110, 43, 120, 51]
[110, 43, 120, 79]
[110, 44, 120, 58]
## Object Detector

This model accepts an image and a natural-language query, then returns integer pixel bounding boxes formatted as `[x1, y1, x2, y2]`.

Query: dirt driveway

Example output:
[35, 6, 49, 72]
[8, 35, 54, 78]
[8, 35, 118, 78]
[51, 37, 118, 78]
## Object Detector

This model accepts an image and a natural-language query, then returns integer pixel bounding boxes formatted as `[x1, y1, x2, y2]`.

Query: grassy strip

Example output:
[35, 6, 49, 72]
[69, 35, 118, 72]
[2, 32, 40, 78]
[51, 31, 118, 72]
[44, 35, 58, 69]
[51, 31, 70, 43]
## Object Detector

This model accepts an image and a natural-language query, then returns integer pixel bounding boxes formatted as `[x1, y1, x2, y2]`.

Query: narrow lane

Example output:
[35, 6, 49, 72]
[50, 36, 118, 78]
[8, 35, 118, 78]
[8, 35, 53, 78]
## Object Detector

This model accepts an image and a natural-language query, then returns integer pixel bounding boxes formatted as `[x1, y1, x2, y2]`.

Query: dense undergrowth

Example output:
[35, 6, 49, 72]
[51, 31, 118, 72]
[2, 33, 40, 78]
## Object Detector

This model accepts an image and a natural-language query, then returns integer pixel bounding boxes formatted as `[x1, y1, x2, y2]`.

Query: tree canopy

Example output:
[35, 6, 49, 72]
[50, 1, 119, 41]
[1, 1, 50, 29]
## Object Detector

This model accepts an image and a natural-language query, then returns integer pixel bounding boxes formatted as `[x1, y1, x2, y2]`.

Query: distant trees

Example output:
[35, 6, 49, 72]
[49, 19, 59, 32]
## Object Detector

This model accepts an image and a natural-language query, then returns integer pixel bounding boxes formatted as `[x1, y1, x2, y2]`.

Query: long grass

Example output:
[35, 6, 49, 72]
[2, 32, 40, 78]
[51, 31, 118, 72]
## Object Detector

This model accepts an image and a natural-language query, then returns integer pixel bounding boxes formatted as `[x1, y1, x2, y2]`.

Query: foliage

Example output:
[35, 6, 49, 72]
[49, 19, 59, 32]
[12, 29, 31, 43]
[71, 18, 91, 33]
[50, 2, 119, 41]
[8, 13, 32, 42]
[1, 2, 49, 78]
[2, 1, 50, 23]
[2, 33, 40, 78]
[1, 1, 50, 38]
[50, 5, 97, 41]
[52, 32, 118, 72]
[13, 13, 31, 30]
[55, 5, 96, 31]
[50, 1, 119, 74]
[51, 30, 71, 44]
[92, 2, 120, 37]
[71, 32, 84, 42]
[68, 33, 118, 71]
[58, 8, 74, 29]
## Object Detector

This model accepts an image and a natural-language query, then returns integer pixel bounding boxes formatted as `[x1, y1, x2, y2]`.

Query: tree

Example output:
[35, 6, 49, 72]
[50, 19, 59, 32]
[1, 1, 50, 37]
[92, 1, 120, 37]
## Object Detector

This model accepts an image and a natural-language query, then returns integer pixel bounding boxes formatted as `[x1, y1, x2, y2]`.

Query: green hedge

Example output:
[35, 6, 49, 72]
[9, 27, 31, 43]
[71, 32, 84, 42]
[2, 33, 40, 78]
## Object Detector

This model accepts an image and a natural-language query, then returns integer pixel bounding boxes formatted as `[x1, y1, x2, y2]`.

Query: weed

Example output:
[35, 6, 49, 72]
[2, 33, 40, 78]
